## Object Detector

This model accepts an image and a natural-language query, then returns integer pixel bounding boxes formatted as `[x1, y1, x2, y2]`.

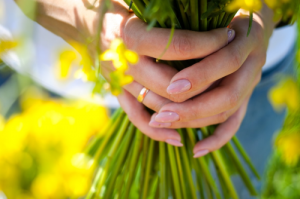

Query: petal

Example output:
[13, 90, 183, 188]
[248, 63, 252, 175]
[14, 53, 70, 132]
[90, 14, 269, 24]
[124, 50, 139, 64]
[100, 51, 118, 61]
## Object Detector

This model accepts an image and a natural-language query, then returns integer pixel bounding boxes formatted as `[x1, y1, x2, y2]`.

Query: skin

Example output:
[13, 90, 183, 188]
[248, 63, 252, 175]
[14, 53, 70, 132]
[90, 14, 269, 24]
[15, 0, 279, 156]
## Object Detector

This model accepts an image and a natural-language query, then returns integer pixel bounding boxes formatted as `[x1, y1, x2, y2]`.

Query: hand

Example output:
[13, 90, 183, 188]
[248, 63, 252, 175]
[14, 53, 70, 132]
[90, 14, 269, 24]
[98, 1, 234, 146]
[149, 11, 277, 155]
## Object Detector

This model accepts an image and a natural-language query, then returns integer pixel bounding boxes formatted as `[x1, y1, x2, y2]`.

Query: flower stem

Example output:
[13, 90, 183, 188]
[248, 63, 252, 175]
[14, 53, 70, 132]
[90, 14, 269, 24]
[199, 0, 207, 31]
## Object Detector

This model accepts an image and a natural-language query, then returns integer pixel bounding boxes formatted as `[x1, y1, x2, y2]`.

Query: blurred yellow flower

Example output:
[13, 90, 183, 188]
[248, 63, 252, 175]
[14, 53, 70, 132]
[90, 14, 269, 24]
[268, 78, 299, 112]
[100, 38, 138, 95]
[276, 132, 300, 166]
[227, 0, 262, 12]
[0, 87, 109, 199]
[100, 38, 139, 71]
[57, 42, 96, 82]
[58, 50, 77, 79]
[0, 39, 18, 55]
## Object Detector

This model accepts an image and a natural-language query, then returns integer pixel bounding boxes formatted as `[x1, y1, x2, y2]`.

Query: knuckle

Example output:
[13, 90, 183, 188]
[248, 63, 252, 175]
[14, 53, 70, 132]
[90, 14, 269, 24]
[218, 112, 229, 123]
[230, 46, 243, 71]
[168, 94, 185, 103]
[228, 90, 240, 108]
[258, 52, 267, 67]
[122, 28, 135, 50]
[172, 33, 193, 57]
[197, 64, 210, 85]
[121, 18, 143, 50]
[152, 99, 169, 112]
[255, 73, 262, 85]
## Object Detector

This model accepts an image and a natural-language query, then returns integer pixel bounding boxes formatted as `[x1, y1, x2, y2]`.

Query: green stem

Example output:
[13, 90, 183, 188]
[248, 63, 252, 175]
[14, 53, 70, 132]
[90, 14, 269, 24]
[225, 142, 257, 196]
[217, 12, 226, 27]
[189, 0, 199, 31]
[177, 0, 190, 29]
[232, 136, 260, 179]
[186, 128, 221, 199]
[142, 139, 155, 199]
[132, 0, 146, 14]
[139, 135, 149, 198]
[94, 119, 132, 198]
[175, 146, 188, 198]
[167, 144, 183, 199]
[220, 13, 230, 27]
[209, 16, 218, 30]
[113, 147, 134, 198]
[178, 133, 198, 199]
[225, 12, 237, 27]
[199, 0, 207, 31]
[102, 125, 135, 199]
[200, 128, 238, 199]
[123, 130, 143, 199]
[159, 142, 168, 199]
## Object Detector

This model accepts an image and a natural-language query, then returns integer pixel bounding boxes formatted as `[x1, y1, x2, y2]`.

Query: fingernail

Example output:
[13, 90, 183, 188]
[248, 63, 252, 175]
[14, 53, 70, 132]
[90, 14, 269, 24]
[149, 120, 171, 128]
[193, 150, 209, 158]
[165, 139, 183, 147]
[228, 29, 235, 43]
[155, 111, 179, 123]
[167, 79, 191, 94]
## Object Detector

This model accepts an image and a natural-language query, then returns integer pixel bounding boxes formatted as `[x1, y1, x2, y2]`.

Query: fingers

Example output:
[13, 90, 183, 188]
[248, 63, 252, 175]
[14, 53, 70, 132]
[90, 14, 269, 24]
[193, 95, 250, 157]
[122, 17, 234, 60]
[102, 56, 181, 102]
[155, 54, 262, 123]
[149, 71, 260, 129]
[165, 28, 255, 102]
[123, 81, 171, 112]
[149, 108, 236, 129]
[117, 89, 183, 146]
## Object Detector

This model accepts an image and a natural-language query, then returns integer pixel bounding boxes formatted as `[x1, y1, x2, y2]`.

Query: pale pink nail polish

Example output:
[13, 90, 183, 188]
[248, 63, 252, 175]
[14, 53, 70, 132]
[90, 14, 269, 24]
[155, 112, 179, 123]
[167, 79, 191, 94]
[193, 150, 209, 158]
[228, 29, 235, 43]
[149, 120, 171, 128]
[165, 139, 183, 147]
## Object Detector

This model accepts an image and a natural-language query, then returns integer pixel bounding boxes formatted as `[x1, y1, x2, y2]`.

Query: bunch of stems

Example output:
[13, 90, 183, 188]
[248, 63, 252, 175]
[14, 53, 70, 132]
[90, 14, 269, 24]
[84, 109, 259, 199]
[85, 0, 260, 198]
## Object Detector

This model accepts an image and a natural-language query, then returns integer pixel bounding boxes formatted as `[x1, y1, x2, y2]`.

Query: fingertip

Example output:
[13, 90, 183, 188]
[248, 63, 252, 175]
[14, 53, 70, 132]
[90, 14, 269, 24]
[165, 139, 183, 147]
[227, 29, 236, 43]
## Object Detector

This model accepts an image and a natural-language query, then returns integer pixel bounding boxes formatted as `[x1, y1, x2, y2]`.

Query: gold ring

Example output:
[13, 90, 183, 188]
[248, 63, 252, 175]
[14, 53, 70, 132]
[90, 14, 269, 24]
[137, 87, 149, 103]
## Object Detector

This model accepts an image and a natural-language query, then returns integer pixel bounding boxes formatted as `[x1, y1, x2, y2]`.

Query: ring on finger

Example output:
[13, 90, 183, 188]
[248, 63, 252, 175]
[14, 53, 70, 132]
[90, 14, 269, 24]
[137, 87, 150, 103]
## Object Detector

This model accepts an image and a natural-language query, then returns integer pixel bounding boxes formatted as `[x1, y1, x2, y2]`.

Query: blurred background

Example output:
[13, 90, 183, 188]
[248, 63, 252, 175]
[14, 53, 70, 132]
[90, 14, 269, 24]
[0, 0, 113, 198]
[1, 0, 300, 199]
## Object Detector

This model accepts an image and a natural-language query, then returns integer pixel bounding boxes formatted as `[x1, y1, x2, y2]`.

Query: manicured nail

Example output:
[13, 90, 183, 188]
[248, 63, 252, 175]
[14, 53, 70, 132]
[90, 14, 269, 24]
[155, 111, 179, 123]
[193, 150, 209, 158]
[167, 79, 191, 94]
[228, 29, 235, 43]
[149, 120, 171, 128]
[165, 139, 183, 147]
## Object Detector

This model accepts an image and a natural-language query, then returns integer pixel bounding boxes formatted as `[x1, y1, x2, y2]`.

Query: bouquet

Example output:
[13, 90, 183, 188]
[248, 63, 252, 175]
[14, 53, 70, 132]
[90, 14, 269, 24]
[0, 0, 299, 198]
[83, 1, 268, 199]
[57, 0, 298, 198]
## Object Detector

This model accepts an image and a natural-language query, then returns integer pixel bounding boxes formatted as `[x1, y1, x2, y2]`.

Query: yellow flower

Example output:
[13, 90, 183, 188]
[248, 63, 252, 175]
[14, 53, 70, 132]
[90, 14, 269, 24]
[100, 38, 138, 95]
[57, 42, 95, 81]
[268, 78, 299, 112]
[58, 50, 77, 79]
[0, 87, 109, 199]
[227, 0, 262, 12]
[109, 70, 134, 96]
[0, 39, 18, 55]
[276, 132, 300, 166]
[100, 38, 139, 71]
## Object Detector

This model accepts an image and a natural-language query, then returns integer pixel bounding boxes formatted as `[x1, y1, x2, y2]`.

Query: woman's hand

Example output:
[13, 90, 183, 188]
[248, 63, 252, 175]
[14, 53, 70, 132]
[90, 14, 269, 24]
[99, 0, 235, 145]
[149, 8, 278, 156]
